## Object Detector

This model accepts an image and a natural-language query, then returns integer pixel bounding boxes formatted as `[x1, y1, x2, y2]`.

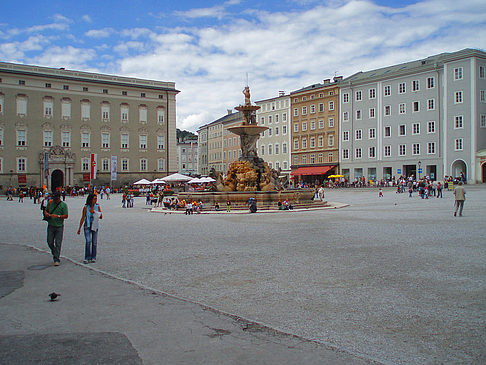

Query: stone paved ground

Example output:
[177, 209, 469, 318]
[2, 186, 485, 364]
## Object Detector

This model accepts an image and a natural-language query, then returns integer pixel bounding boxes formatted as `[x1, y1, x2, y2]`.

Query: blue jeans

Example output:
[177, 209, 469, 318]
[83, 225, 98, 260]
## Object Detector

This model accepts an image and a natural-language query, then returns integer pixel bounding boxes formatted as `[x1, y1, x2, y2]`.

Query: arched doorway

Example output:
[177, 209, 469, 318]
[451, 160, 467, 180]
[51, 169, 64, 192]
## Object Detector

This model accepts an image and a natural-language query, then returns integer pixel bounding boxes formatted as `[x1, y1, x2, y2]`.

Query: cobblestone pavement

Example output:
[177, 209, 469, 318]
[2, 186, 486, 364]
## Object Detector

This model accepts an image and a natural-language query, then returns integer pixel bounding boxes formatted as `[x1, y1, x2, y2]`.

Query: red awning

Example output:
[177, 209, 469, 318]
[291, 165, 335, 176]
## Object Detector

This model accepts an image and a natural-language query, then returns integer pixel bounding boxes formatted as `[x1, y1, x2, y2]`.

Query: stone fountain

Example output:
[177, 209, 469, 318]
[176, 86, 321, 210]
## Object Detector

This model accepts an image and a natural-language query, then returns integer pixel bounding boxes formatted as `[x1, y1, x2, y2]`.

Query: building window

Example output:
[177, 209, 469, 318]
[0, 128, 4, 146]
[102, 158, 109, 171]
[121, 133, 129, 149]
[62, 131, 71, 147]
[302, 122, 307, 131]
[343, 93, 349, 103]
[481, 115, 486, 128]
[412, 143, 420, 155]
[455, 91, 463, 104]
[384, 145, 391, 157]
[140, 159, 147, 171]
[282, 143, 287, 154]
[318, 135, 323, 147]
[480, 90, 485, 103]
[384, 85, 391, 96]
[385, 106, 391, 116]
[399, 144, 406, 156]
[157, 135, 165, 150]
[275, 143, 280, 154]
[369, 88, 376, 99]
[275, 114, 279, 123]
[310, 120, 315, 130]
[101, 103, 110, 120]
[318, 120, 324, 129]
[412, 123, 420, 135]
[355, 90, 362, 101]
[268, 144, 273, 155]
[343, 131, 349, 141]
[141, 93, 146, 98]
[343, 112, 349, 121]
[319, 103, 324, 112]
[480, 66, 485, 79]
[454, 115, 463, 129]
[399, 82, 406, 94]
[282, 125, 287, 134]
[399, 103, 406, 114]
[328, 135, 334, 146]
[399, 125, 406, 136]
[16, 130, 26, 146]
[454, 67, 463, 80]
[19, 80, 25, 85]
[369, 108, 375, 118]
[428, 121, 436, 133]
[293, 108, 298, 116]
[302, 138, 307, 149]
[269, 116, 272, 124]
[369, 146, 376, 158]
[427, 99, 435, 110]
[81, 132, 90, 148]
[355, 148, 362, 159]
[61, 100, 71, 119]
[260, 145, 265, 156]
[283, 113, 287, 121]
[102, 132, 110, 148]
[302, 106, 307, 115]
[329, 101, 334, 110]
[412, 80, 420, 92]
[16, 96, 27, 115]
[119, 159, 128, 171]
[294, 139, 299, 150]
[121, 105, 129, 122]
[158, 159, 165, 171]
[43, 130, 53, 147]
[81, 102, 90, 120]
[413, 101, 420, 112]
[310, 154, 315, 164]
[139, 106, 147, 123]
[428, 142, 436, 154]
[83, 87, 89, 92]
[82, 158, 89, 171]
[455, 138, 463, 151]
[369, 128, 376, 139]
[385, 126, 391, 137]
[310, 105, 315, 114]
[427, 77, 435, 89]
[356, 110, 362, 120]
[0, 95, 4, 114]
[268, 128, 273, 136]
[139, 135, 147, 149]
[342, 149, 349, 159]
[103, 89, 108, 94]
[355, 129, 362, 140]
[44, 99, 53, 118]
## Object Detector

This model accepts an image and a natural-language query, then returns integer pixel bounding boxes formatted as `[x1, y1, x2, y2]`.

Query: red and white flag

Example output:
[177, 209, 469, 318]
[90, 153, 97, 180]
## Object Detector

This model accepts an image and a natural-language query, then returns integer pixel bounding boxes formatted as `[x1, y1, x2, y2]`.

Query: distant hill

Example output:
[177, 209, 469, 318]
[177, 129, 197, 142]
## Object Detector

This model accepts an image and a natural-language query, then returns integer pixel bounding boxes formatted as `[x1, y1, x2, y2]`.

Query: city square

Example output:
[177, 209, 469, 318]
[1, 186, 485, 363]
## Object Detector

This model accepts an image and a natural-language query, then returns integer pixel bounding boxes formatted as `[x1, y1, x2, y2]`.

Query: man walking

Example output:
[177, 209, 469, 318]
[44, 191, 69, 265]
[453, 182, 466, 217]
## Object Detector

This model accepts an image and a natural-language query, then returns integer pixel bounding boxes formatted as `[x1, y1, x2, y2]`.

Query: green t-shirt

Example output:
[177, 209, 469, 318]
[46, 200, 68, 227]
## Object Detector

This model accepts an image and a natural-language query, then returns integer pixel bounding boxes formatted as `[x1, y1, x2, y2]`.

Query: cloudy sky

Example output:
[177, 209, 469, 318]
[1, 0, 485, 132]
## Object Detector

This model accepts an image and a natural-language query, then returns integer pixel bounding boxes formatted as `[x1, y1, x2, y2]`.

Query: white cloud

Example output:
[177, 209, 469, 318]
[85, 28, 114, 38]
[82, 15, 92, 23]
[31, 46, 96, 70]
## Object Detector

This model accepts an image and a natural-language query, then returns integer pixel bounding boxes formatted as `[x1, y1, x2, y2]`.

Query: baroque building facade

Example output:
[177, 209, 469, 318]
[339, 48, 486, 184]
[289, 78, 342, 183]
[0, 62, 178, 190]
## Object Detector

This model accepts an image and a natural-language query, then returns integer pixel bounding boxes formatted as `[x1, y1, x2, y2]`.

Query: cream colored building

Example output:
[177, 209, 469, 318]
[0, 61, 178, 190]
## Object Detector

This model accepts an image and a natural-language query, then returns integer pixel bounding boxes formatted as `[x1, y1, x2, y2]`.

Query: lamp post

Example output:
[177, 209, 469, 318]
[418, 161, 422, 180]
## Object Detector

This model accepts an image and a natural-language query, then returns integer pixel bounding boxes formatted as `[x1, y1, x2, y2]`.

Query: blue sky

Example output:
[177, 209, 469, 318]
[1, 0, 485, 131]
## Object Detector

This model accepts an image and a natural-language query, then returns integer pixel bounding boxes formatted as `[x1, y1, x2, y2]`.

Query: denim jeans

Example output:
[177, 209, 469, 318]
[83, 225, 98, 260]
[47, 225, 64, 262]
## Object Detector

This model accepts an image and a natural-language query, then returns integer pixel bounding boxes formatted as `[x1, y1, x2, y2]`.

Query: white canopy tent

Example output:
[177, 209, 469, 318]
[133, 178, 152, 185]
[150, 178, 166, 185]
[160, 173, 193, 182]
[188, 177, 203, 184]
[199, 177, 216, 183]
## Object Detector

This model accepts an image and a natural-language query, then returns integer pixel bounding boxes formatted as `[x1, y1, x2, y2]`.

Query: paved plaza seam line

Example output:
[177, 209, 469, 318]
[9, 241, 386, 365]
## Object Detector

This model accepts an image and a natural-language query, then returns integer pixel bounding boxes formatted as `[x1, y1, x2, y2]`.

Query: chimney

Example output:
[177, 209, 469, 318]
[278, 91, 285, 96]
[227, 109, 233, 115]
[333, 76, 343, 83]
[323, 79, 331, 85]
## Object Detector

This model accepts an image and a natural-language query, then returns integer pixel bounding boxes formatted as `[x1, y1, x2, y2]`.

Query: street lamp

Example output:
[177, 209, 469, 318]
[418, 161, 422, 180]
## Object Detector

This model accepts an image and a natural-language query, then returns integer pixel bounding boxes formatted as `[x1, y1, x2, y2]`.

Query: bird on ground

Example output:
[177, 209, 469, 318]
[49, 292, 60, 301]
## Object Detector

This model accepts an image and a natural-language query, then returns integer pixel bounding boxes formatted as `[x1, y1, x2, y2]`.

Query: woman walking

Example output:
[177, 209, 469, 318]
[77, 193, 103, 264]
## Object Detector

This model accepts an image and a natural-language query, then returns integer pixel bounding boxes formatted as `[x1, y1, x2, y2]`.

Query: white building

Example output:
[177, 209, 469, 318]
[339, 48, 486, 183]
[177, 140, 198, 176]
